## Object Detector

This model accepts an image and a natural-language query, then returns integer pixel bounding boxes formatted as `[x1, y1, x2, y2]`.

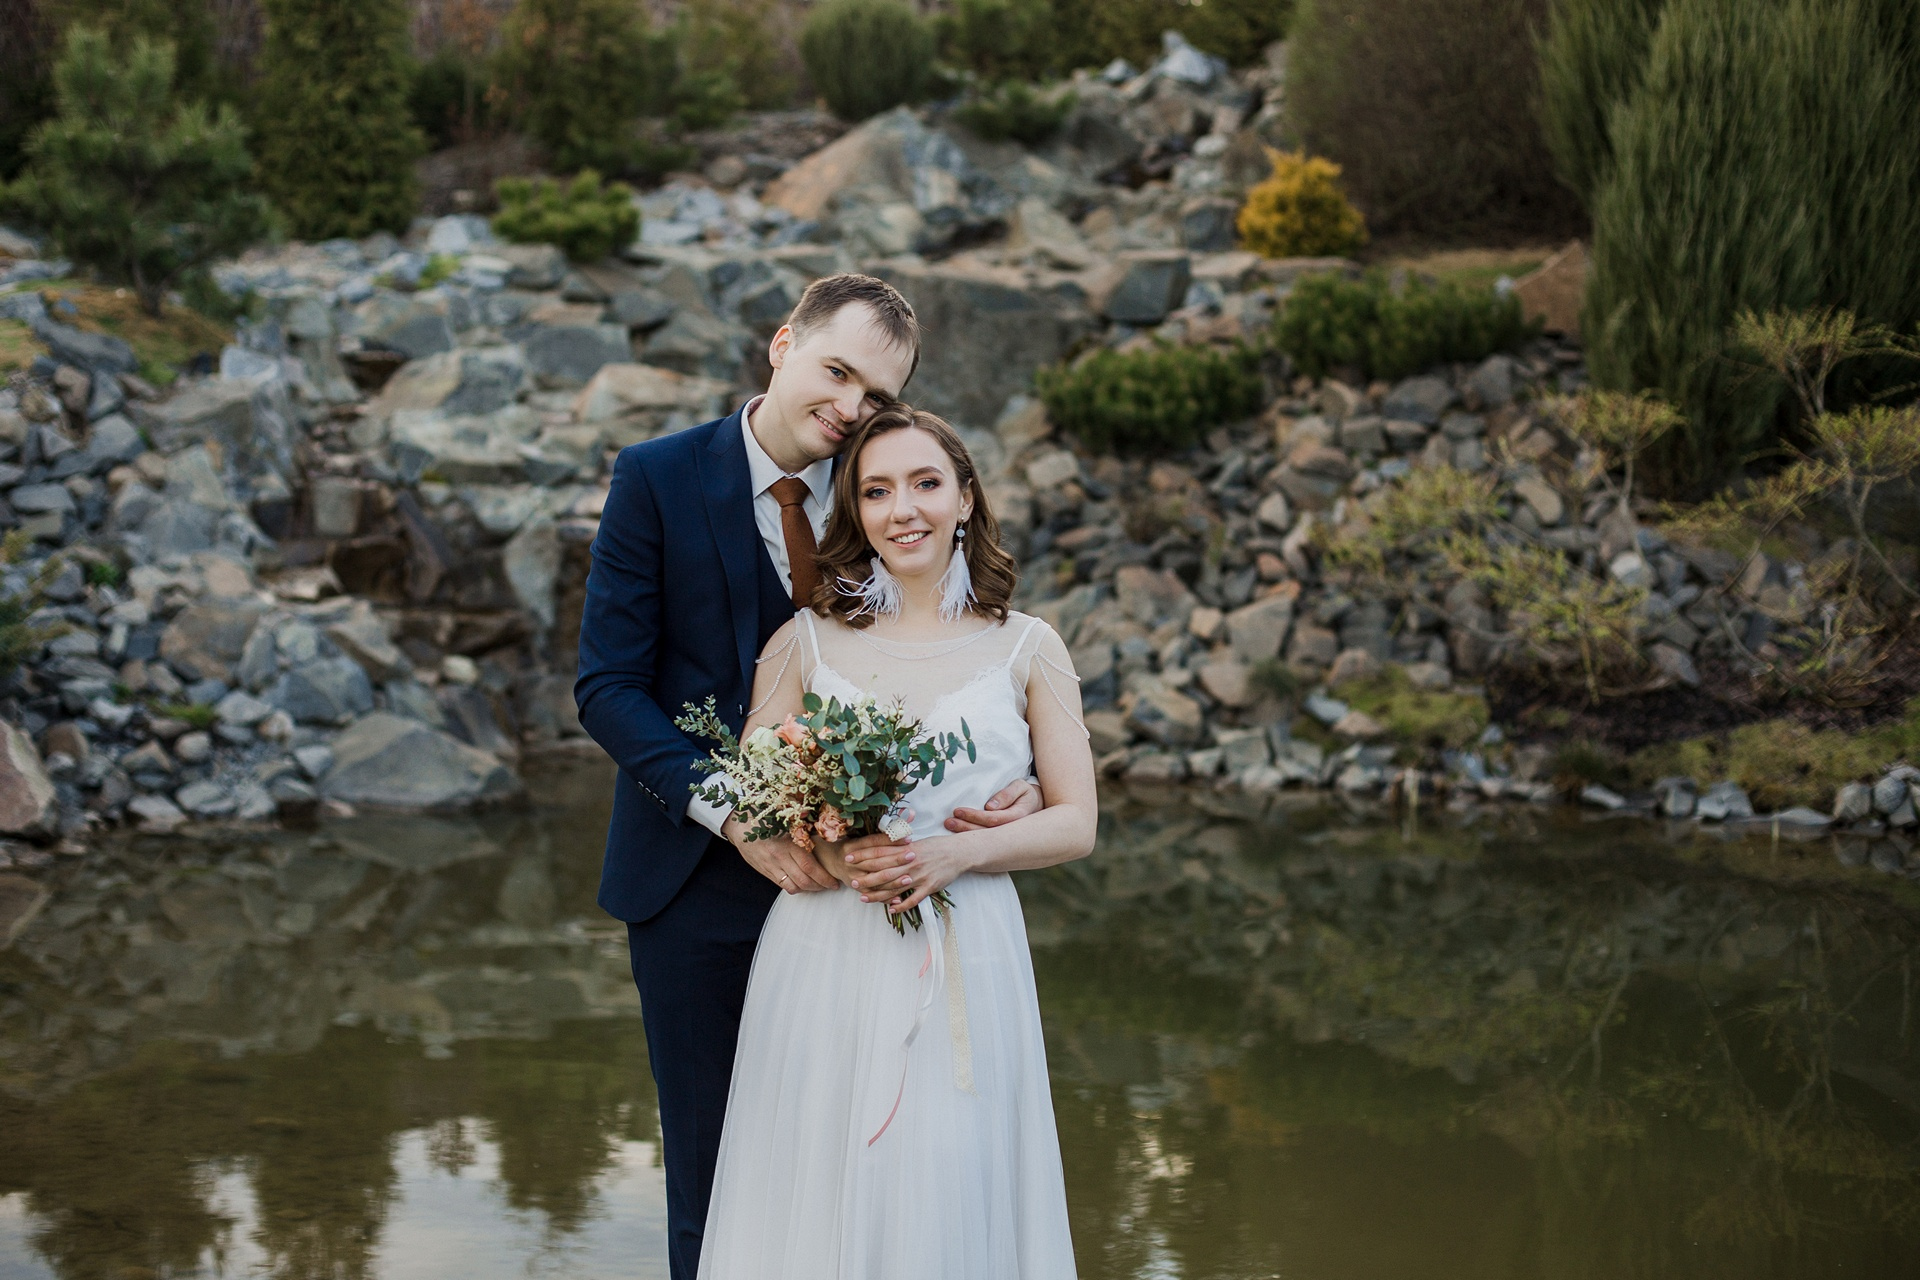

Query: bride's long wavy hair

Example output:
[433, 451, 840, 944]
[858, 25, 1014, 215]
[809, 405, 1020, 629]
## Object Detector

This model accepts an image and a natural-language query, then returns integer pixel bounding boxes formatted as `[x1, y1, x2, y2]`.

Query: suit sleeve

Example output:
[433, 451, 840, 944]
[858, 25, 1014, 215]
[574, 446, 705, 824]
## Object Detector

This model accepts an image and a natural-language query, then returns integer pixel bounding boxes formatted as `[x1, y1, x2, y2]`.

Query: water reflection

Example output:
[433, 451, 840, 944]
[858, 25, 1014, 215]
[2, 765, 1918, 1279]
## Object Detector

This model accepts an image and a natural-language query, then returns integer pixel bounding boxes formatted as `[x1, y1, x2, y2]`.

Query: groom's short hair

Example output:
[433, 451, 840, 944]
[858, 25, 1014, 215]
[787, 273, 921, 384]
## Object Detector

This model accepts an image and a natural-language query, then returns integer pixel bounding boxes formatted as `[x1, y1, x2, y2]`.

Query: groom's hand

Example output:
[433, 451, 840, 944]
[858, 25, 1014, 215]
[725, 816, 840, 893]
[943, 778, 1044, 832]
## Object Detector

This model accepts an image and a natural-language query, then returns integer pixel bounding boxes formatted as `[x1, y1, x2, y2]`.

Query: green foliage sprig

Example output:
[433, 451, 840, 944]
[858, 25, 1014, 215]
[1037, 341, 1265, 455]
[492, 171, 638, 263]
[3, 28, 271, 317]
[801, 0, 934, 123]
[1273, 271, 1536, 382]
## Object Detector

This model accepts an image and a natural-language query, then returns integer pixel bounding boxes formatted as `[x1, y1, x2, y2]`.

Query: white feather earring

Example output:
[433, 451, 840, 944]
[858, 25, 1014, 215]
[839, 556, 904, 620]
[937, 525, 974, 621]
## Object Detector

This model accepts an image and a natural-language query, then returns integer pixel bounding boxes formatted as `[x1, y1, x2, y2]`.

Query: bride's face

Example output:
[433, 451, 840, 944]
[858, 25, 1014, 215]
[856, 427, 973, 585]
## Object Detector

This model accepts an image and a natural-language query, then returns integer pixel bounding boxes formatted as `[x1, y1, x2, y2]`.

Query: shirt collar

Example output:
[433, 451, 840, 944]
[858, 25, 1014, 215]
[741, 395, 834, 506]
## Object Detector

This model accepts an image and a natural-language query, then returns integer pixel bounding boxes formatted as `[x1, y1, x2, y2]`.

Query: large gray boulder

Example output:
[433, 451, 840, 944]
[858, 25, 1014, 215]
[571, 363, 732, 447]
[873, 259, 1095, 427]
[372, 347, 528, 417]
[321, 712, 521, 810]
[159, 599, 272, 682]
[355, 295, 455, 360]
[268, 655, 375, 724]
[519, 323, 632, 388]
[1090, 251, 1192, 326]
[128, 374, 296, 491]
[0, 724, 57, 838]
[388, 405, 543, 484]
[640, 310, 746, 383]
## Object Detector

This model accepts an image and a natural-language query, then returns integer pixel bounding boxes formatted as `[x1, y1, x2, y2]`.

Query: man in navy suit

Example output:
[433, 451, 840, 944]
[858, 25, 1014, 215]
[575, 274, 1040, 1280]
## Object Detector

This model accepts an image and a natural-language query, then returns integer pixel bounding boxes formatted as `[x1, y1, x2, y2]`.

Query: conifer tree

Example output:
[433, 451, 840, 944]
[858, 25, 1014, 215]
[3, 27, 270, 316]
[252, 0, 423, 240]
[494, 0, 669, 173]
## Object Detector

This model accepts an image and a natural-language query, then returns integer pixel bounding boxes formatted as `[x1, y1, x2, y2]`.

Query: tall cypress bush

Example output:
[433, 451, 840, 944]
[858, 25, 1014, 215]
[252, 0, 423, 240]
[1575, 0, 1920, 491]
[801, 0, 934, 123]
[1535, 0, 1668, 208]
[493, 0, 673, 172]
[1288, 0, 1582, 239]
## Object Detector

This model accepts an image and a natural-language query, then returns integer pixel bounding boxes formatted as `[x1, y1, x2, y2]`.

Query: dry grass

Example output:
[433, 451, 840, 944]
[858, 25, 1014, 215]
[0, 319, 42, 376]
[1382, 246, 1556, 293]
[34, 282, 231, 384]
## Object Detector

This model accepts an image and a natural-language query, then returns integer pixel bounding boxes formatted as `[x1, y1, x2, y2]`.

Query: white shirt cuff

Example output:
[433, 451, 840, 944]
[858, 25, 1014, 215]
[687, 776, 736, 837]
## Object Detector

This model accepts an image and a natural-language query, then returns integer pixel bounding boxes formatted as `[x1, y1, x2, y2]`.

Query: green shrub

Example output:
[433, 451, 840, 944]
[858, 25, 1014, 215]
[492, 171, 639, 262]
[0, 3, 56, 181]
[4, 28, 271, 317]
[1036, 342, 1265, 455]
[801, 0, 934, 123]
[1536, 0, 1667, 208]
[1273, 272, 1536, 382]
[494, 0, 675, 173]
[253, 0, 422, 239]
[953, 81, 1073, 145]
[1236, 150, 1368, 258]
[939, 0, 1057, 81]
[1287, 0, 1581, 239]
[1049, 0, 1293, 70]
[680, 0, 797, 111]
[409, 46, 497, 150]
[671, 68, 746, 133]
[1571, 0, 1920, 495]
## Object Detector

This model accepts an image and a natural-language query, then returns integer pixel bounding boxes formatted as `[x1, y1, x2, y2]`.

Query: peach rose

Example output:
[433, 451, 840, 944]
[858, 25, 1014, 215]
[777, 715, 813, 751]
[816, 805, 849, 843]
[788, 823, 815, 853]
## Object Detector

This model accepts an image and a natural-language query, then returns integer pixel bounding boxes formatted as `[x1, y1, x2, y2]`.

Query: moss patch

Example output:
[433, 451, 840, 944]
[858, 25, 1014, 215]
[1334, 666, 1490, 760]
[1629, 698, 1920, 809]
[33, 283, 230, 384]
[0, 320, 43, 376]
[1382, 246, 1552, 294]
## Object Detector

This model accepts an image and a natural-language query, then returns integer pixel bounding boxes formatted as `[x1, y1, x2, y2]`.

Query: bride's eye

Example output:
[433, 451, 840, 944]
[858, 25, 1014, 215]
[862, 486, 888, 501]
[915, 477, 941, 491]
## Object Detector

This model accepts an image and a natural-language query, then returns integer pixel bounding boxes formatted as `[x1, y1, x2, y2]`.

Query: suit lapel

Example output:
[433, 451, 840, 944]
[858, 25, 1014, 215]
[694, 409, 761, 699]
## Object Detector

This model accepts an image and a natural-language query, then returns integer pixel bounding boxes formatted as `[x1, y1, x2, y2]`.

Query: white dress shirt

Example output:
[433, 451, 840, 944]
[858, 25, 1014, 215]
[688, 396, 833, 837]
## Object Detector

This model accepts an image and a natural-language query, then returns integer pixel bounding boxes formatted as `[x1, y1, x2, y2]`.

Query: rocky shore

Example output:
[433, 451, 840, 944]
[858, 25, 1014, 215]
[0, 38, 1913, 879]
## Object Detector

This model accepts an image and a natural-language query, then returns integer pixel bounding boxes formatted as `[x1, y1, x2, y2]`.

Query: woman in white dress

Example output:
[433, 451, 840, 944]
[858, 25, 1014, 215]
[697, 405, 1096, 1279]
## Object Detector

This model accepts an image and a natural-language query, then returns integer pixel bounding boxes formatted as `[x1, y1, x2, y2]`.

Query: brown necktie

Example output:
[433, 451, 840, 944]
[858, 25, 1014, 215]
[769, 476, 819, 609]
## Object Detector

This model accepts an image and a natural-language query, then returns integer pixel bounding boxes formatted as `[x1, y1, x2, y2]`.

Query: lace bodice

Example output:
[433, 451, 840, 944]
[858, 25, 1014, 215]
[755, 610, 1081, 841]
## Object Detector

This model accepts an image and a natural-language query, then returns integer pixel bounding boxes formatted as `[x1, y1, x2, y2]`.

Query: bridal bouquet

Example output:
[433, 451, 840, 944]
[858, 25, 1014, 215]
[676, 693, 975, 934]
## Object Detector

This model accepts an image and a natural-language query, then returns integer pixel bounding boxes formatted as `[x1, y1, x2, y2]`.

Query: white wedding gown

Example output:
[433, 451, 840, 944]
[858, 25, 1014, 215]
[697, 610, 1080, 1280]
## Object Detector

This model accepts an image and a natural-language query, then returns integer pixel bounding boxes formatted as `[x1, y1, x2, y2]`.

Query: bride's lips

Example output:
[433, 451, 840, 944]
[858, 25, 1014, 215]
[889, 530, 930, 547]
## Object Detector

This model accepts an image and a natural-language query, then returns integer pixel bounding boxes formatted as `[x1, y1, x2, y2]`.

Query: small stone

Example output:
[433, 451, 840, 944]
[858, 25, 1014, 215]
[258, 709, 295, 742]
[1327, 648, 1382, 686]
[442, 655, 479, 685]
[1658, 781, 1696, 818]
[1187, 606, 1223, 642]
[215, 690, 274, 726]
[121, 741, 172, 775]
[1649, 642, 1700, 688]
[1695, 781, 1754, 822]
[1512, 475, 1564, 526]
[1381, 375, 1457, 425]
[1214, 727, 1271, 774]
[1197, 658, 1252, 707]
[127, 794, 187, 831]
[1127, 683, 1205, 748]
[1769, 807, 1832, 828]
[293, 744, 335, 780]
[1581, 784, 1627, 810]
[1224, 594, 1294, 664]
[175, 779, 235, 817]
[1122, 751, 1189, 784]
[1331, 709, 1385, 739]
[1024, 449, 1079, 489]
[1401, 661, 1452, 691]
[1833, 781, 1873, 823]
[1304, 693, 1348, 725]
[1254, 490, 1292, 532]
[174, 731, 212, 764]
[1610, 552, 1656, 589]
[1872, 773, 1910, 815]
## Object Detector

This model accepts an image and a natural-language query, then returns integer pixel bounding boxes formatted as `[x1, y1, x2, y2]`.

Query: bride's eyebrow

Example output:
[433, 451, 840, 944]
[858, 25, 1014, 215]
[861, 466, 944, 485]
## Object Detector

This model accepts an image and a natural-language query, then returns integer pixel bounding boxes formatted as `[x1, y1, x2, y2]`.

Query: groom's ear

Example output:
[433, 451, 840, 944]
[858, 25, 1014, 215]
[766, 324, 795, 371]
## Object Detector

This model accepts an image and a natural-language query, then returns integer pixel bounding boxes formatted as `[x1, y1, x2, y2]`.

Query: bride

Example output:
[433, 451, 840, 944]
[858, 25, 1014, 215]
[696, 404, 1095, 1279]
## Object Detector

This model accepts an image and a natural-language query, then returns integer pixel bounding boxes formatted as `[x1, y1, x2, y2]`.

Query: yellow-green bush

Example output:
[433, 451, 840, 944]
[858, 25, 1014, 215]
[1236, 150, 1367, 259]
[492, 171, 638, 262]
[1629, 701, 1920, 810]
[1333, 666, 1491, 759]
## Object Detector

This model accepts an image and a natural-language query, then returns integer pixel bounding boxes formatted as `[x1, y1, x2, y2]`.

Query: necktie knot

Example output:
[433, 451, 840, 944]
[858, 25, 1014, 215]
[770, 476, 810, 509]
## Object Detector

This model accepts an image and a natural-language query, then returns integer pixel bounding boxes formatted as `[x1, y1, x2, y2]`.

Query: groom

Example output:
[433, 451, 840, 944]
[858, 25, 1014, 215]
[575, 274, 1041, 1280]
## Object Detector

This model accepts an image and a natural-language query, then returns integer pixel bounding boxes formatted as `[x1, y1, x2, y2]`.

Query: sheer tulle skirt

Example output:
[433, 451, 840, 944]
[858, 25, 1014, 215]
[696, 871, 1076, 1279]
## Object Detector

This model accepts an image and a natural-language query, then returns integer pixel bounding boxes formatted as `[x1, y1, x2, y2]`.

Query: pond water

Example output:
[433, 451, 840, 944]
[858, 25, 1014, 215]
[4, 758, 1919, 1280]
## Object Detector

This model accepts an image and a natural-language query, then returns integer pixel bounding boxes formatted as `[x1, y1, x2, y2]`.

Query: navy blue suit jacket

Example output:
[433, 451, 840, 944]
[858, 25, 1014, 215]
[576, 407, 796, 923]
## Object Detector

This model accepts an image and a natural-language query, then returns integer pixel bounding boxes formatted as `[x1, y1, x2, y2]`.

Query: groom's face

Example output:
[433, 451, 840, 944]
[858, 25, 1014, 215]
[764, 303, 916, 464]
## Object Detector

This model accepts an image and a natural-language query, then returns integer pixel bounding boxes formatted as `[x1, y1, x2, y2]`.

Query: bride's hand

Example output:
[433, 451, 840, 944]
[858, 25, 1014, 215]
[839, 830, 913, 899]
[848, 833, 969, 917]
